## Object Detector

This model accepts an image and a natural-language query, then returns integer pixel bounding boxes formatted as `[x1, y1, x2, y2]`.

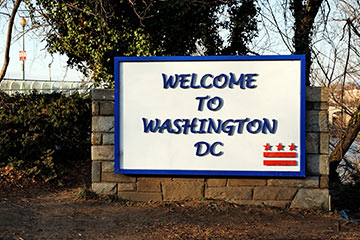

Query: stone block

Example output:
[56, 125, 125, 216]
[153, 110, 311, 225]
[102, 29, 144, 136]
[320, 133, 329, 154]
[92, 161, 101, 182]
[118, 192, 162, 202]
[92, 102, 99, 116]
[136, 177, 172, 182]
[102, 133, 114, 145]
[306, 87, 328, 102]
[102, 161, 114, 172]
[267, 177, 319, 188]
[306, 102, 329, 111]
[306, 155, 329, 176]
[290, 189, 329, 209]
[163, 181, 204, 201]
[92, 116, 115, 132]
[137, 180, 161, 192]
[100, 101, 114, 116]
[253, 187, 297, 200]
[306, 133, 319, 154]
[92, 89, 114, 101]
[205, 187, 252, 200]
[91, 133, 102, 145]
[117, 183, 136, 191]
[320, 175, 329, 188]
[306, 111, 328, 132]
[171, 177, 205, 182]
[319, 113, 329, 132]
[227, 178, 266, 186]
[92, 183, 117, 194]
[92, 145, 114, 160]
[206, 178, 227, 187]
[102, 173, 136, 183]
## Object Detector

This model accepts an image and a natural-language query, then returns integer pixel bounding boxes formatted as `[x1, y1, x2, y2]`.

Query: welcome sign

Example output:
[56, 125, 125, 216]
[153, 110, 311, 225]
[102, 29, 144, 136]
[114, 55, 305, 177]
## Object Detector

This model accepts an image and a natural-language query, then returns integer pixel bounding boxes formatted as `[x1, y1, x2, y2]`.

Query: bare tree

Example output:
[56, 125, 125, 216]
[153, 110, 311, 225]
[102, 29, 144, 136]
[255, 0, 326, 85]
[256, 0, 360, 183]
[0, 0, 22, 82]
[292, 0, 324, 86]
[327, 0, 360, 182]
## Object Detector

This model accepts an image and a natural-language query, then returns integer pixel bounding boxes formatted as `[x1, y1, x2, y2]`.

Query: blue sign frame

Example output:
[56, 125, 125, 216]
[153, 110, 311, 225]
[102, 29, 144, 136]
[114, 55, 306, 177]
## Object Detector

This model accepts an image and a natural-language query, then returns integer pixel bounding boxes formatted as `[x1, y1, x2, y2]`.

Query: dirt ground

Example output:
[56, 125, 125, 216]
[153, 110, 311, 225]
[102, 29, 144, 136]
[1, 187, 360, 240]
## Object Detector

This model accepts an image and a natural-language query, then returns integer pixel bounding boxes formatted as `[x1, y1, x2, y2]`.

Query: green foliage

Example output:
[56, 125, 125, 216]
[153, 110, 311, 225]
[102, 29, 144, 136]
[27, 0, 154, 88]
[26, 0, 259, 87]
[0, 91, 91, 183]
[142, 0, 223, 55]
[222, 0, 259, 55]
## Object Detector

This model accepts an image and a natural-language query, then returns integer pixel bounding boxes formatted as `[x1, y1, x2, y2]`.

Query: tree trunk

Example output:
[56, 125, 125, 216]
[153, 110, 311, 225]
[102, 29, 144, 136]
[291, 0, 323, 86]
[0, 0, 22, 82]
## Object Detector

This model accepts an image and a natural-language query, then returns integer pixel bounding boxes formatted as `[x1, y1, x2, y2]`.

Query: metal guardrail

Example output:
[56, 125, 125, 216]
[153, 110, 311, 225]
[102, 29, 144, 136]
[0, 78, 94, 95]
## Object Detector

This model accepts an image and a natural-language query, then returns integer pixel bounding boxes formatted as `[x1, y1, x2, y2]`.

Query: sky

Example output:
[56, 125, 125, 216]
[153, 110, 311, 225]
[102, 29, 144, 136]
[0, 0, 345, 85]
[0, 12, 84, 82]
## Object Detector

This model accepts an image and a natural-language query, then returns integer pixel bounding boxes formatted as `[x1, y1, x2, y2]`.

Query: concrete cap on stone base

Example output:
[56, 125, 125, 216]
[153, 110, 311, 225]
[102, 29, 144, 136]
[91, 89, 114, 101]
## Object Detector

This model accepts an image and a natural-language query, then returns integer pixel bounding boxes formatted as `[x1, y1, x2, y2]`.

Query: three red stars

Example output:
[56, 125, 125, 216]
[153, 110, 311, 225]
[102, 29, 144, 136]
[263, 143, 297, 151]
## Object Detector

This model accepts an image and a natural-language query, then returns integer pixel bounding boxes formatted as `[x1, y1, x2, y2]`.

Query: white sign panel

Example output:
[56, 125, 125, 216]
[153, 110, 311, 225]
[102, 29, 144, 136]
[114, 55, 305, 177]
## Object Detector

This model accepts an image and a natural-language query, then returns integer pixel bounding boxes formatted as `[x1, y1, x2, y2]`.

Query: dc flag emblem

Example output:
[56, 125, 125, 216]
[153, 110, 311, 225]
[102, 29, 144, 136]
[263, 143, 298, 166]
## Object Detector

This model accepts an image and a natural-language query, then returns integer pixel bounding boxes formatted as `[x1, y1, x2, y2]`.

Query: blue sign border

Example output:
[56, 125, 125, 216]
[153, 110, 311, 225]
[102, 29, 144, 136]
[114, 55, 306, 177]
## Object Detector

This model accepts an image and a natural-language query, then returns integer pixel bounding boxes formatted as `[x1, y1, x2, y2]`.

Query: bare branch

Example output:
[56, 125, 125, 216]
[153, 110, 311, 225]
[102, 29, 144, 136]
[0, 12, 10, 17]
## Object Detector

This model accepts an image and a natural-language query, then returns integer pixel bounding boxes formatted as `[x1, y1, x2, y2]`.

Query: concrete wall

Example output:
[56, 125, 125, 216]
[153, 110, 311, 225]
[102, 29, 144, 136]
[91, 87, 330, 209]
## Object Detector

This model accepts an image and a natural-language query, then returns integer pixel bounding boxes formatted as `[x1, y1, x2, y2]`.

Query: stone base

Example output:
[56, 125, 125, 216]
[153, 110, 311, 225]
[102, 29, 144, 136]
[91, 87, 330, 210]
[92, 177, 330, 210]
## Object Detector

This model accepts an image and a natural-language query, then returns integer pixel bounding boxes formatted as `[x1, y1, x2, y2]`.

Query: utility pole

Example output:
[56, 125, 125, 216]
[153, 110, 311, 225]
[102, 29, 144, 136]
[20, 16, 26, 81]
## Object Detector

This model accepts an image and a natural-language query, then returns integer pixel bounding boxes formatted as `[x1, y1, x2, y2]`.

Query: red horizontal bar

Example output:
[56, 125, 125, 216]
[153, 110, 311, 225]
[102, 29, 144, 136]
[263, 160, 297, 166]
[263, 152, 296, 158]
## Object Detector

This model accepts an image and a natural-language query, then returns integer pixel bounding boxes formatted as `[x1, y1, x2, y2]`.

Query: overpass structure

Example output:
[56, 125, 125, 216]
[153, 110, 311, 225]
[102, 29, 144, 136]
[0, 78, 94, 95]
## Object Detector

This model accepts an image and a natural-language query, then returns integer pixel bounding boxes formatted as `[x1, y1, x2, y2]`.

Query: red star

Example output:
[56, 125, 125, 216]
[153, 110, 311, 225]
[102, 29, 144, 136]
[263, 143, 272, 151]
[289, 143, 297, 151]
[276, 143, 284, 151]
